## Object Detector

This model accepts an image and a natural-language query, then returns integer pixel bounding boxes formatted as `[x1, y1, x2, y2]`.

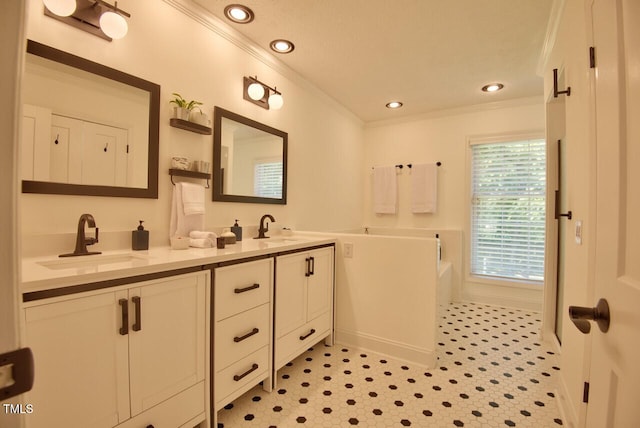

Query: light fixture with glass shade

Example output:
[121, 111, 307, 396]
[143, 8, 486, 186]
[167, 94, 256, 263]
[43, 0, 130, 42]
[43, 0, 76, 16]
[243, 76, 284, 110]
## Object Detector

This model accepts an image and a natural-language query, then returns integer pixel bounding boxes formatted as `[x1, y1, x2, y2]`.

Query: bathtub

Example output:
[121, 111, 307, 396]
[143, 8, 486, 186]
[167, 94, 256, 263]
[329, 227, 459, 368]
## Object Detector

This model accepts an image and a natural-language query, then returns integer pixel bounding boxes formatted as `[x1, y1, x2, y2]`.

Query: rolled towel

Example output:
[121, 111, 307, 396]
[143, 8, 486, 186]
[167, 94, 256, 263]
[189, 230, 218, 241]
[189, 238, 213, 248]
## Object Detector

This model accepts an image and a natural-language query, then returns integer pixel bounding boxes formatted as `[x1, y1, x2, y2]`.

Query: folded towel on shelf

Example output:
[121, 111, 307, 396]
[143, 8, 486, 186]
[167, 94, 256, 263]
[411, 163, 438, 213]
[181, 182, 205, 215]
[189, 238, 213, 248]
[372, 166, 397, 214]
[170, 182, 205, 239]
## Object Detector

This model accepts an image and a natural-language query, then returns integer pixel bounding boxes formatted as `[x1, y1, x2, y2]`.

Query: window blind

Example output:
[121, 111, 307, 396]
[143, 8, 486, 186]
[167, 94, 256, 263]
[254, 161, 283, 198]
[470, 139, 546, 282]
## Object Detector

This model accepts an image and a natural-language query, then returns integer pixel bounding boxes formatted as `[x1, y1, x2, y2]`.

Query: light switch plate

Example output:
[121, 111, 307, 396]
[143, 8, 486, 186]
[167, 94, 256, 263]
[575, 220, 583, 245]
[343, 242, 354, 258]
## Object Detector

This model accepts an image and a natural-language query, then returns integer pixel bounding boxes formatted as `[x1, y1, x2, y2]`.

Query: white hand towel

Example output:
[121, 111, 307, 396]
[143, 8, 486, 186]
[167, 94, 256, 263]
[373, 166, 397, 214]
[170, 182, 205, 238]
[411, 163, 438, 213]
[181, 182, 205, 215]
[189, 230, 218, 241]
[189, 238, 213, 248]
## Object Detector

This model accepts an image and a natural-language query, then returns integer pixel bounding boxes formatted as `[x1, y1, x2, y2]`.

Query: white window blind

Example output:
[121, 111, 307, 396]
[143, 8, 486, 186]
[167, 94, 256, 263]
[254, 161, 283, 198]
[470, 139, 546, 282]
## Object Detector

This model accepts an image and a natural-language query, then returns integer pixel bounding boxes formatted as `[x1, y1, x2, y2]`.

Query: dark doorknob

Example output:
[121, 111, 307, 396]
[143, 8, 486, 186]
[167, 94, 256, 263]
[568, 298, 610, 334]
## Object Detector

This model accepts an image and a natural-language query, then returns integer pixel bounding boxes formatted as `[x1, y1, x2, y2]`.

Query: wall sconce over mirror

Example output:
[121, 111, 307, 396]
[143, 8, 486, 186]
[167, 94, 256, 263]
[243, 76, 284, 110]
[43, 0, 130, 41]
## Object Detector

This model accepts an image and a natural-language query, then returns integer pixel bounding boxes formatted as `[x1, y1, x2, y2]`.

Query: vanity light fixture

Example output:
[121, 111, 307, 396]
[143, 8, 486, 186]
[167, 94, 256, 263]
[43, 0, 130, 41]
[243, 76, 284, 110]
[270, 39, 295, 54]
[224, 4, 255, 23]
[482, 83, 504, 92]
[386, 101, 403, 109]
[43, 0, 76, 16]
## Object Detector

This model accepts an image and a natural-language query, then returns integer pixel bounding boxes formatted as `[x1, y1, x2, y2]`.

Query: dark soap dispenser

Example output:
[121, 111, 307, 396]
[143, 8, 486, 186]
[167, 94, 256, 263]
[132, 220, 149, 250]
[231, 219, 243, 241]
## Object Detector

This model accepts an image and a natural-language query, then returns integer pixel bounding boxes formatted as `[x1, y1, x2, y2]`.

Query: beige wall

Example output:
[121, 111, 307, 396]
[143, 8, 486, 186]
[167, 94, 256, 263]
[363, 99, 546, 309]
[21, 0, 364, 252]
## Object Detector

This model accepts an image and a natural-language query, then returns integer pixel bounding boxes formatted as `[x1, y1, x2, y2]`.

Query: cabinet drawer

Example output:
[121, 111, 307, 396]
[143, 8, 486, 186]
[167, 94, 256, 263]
[215, 258, 272, 320]
[215, 303, 270, 370]
[275, 311, 331, 370]
[215, 346, 269, 407]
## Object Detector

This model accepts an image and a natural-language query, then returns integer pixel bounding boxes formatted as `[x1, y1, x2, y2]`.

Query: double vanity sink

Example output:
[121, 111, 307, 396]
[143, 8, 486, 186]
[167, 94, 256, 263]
[22, 233, 331, 293]
[20, 232, 337, 428]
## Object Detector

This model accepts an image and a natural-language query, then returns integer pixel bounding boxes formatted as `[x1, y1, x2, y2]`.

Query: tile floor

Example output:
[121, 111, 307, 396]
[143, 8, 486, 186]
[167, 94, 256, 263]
[217, 302, 564, 427]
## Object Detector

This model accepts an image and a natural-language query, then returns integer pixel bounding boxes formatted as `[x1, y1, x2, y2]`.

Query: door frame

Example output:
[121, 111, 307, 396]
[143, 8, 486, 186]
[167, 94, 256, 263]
[0, 1, 26, 427]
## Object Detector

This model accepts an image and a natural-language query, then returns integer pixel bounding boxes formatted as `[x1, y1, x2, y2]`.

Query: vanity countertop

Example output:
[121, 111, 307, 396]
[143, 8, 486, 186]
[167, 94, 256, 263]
[21, 233, 336, 294]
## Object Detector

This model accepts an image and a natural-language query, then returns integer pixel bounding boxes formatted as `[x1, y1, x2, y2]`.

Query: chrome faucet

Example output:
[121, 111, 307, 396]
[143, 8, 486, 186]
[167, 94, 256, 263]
[59, 214, 101, 257]
[255, 214, 275, 239]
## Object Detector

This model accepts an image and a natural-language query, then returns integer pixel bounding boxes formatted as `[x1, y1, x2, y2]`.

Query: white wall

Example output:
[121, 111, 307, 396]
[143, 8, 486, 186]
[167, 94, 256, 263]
[363, 99, 546, 309]
[20, 0, 364, 254]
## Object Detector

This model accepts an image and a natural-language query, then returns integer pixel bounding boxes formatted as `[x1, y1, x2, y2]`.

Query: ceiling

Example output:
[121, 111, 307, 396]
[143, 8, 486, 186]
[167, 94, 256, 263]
[192, 0, 553, 123]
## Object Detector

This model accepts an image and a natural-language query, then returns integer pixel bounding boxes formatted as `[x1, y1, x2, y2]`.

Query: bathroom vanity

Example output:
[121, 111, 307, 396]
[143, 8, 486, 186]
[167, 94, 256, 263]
[20, 234, 336, 428]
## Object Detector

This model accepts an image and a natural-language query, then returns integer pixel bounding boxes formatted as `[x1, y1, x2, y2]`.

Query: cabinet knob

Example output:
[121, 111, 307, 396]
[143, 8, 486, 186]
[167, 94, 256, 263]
[146, 425, 154, 428]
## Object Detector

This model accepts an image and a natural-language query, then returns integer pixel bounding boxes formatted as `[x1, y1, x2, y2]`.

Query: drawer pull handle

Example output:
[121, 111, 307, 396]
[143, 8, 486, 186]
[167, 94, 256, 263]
[305, 257, 311, 277]
[234, 328, 260, 343]
[299, 328, 316, 341]
[233, 363, 259, 381]
[132, 296, 141, 332]
[234, 283, 260, 294]
[119, 298, 128, 335]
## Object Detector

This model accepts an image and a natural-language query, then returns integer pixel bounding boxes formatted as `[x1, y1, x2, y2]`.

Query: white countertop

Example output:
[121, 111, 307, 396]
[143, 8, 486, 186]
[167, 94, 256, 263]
[21, 233, 336, 294]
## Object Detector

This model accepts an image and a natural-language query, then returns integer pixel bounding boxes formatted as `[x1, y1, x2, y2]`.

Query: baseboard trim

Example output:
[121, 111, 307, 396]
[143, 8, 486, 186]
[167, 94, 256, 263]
[335, 329, 437, 369]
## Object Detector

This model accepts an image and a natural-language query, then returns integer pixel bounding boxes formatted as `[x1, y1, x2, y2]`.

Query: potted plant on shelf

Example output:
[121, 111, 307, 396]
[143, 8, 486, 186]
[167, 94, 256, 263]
[169, 93, 203, 121]
[189, 106, 210, 127]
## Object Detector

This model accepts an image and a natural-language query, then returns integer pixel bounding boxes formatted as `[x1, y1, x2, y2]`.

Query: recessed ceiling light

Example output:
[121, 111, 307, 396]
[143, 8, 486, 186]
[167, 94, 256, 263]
[270, 39, 295, 54]
[224, 4, 254, 23]
[386, 101, 403, 109]
[482, 83, 504, 92]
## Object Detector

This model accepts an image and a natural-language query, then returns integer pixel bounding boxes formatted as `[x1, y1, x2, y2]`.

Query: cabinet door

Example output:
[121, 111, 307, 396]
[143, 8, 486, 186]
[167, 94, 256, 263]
[128, 272, 207, 416]
[23, 290, 130, 428]
[306, 247, 334, 321]
[275, 253, 308, 338]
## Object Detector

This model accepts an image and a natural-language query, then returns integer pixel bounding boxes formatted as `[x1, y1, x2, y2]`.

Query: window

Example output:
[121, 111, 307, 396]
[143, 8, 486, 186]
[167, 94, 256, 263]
[254, 159, 283, 198]
[470, 138, 546, 282]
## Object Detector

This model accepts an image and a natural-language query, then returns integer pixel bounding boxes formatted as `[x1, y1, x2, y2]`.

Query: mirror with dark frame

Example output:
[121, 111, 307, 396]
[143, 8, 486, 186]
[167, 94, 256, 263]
[21, 40, 160, 198]
[213, 107, 287, 205]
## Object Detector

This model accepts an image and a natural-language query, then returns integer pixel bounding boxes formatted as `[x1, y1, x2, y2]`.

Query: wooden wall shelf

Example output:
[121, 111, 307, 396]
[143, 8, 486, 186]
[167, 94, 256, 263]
[169, 118, 212, 135]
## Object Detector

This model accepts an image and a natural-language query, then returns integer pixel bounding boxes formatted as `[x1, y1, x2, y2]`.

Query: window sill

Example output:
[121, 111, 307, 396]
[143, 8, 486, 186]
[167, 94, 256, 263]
[466, 274, 543, 290]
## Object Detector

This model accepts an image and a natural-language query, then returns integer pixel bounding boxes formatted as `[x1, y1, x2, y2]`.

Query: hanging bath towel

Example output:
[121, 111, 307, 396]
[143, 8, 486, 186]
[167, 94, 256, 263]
[170, 182, 205, 238]
[411, 163, 438, 213]
[372, 166, 397, 214]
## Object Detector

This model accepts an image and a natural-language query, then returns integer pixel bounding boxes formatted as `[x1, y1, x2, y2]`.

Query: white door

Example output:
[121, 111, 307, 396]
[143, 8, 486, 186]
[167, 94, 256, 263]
[585, 0, 640, 426]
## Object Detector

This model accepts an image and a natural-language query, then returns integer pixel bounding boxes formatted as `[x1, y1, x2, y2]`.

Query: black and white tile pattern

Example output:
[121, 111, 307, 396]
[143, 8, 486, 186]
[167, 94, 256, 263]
[217, 303, 563, 427]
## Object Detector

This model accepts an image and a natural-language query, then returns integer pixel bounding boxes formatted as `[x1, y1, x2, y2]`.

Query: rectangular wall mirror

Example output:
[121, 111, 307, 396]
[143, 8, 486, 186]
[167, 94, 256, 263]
[21, 40, 160, 198]
[213, 107, 287, 204]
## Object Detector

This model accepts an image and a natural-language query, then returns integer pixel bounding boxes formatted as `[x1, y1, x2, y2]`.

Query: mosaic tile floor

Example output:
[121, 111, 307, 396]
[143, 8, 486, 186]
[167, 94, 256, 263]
[217, 302, 564, 427]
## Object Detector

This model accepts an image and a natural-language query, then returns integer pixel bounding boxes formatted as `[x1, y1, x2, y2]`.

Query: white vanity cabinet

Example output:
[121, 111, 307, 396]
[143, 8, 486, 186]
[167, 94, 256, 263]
[274, 246, 334, 372]
[22, 270, 208, 428]
[213, 258, 273, 412]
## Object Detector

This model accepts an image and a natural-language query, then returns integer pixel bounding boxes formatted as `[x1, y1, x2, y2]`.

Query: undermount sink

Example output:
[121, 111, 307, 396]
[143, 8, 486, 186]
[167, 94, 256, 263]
[37, 253, 147, 270]
[264, 237, 305, 244]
